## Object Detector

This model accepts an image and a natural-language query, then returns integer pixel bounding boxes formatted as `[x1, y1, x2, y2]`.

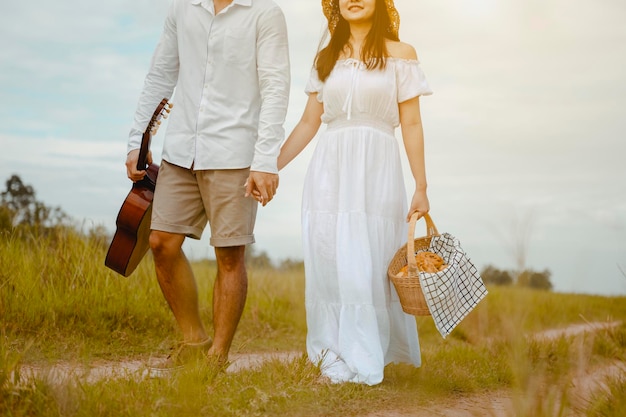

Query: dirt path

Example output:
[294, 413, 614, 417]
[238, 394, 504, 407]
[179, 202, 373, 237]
[18, 351, 302, 384]
[16, 321, 624, 415]
[363, 360, 625, 417]
[364, 320, 624, 417]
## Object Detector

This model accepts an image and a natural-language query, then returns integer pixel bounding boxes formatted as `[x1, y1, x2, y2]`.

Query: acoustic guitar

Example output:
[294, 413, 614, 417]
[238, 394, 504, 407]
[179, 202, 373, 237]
[105, 98, 172, 276]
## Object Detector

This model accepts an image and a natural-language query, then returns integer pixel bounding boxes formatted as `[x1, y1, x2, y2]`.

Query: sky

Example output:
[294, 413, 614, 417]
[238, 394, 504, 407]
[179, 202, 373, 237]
[1, 0, 625, 296]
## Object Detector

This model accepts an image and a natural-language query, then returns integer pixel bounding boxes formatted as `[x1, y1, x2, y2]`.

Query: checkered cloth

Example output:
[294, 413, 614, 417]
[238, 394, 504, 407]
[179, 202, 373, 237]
[418, 233, 488, 338]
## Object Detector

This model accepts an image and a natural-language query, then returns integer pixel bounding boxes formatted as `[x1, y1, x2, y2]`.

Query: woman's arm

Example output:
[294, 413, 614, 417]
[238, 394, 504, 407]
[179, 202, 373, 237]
[399, 96, 430, 221]
[248, 93, 323, 203]
[277, 93, 324, 170]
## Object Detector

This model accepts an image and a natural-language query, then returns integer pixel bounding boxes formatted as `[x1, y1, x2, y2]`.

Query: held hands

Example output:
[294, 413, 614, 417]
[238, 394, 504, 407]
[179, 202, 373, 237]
[245, 171, 279, 207]
[125, 149, 153, 182]
[407, 188, 430, 222]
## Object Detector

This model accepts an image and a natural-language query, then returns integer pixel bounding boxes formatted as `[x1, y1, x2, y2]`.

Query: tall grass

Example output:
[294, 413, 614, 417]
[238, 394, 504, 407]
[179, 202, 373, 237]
[0, 227, 172, 359]
[1, 227, 626, 416]
[0, 228, 306, 360]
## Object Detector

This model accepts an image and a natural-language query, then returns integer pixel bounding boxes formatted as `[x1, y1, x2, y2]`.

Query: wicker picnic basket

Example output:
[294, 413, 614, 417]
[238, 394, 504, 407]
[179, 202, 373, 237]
[387, 212, 440, 316]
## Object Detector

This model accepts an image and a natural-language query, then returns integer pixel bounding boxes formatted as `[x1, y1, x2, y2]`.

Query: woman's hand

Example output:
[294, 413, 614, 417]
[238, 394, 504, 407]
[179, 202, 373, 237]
[407, 188, 430, 222]
[245, 171, 279, 206]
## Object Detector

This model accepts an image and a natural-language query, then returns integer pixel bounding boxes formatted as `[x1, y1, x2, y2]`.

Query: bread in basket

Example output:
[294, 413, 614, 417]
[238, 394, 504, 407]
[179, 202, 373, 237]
[387, 212, 444, 316]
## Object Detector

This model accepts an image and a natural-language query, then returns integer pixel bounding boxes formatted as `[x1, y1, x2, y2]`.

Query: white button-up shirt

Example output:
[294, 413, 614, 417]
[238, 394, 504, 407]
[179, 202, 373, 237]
[128, 0, 290, 173]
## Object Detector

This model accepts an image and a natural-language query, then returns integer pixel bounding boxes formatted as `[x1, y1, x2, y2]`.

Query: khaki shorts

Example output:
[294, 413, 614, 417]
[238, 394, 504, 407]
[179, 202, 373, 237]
[151, 160, 257, 247]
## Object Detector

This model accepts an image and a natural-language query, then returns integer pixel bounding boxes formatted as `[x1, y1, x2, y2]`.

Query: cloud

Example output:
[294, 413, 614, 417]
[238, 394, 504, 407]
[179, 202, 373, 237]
[1, 0, 625, 295]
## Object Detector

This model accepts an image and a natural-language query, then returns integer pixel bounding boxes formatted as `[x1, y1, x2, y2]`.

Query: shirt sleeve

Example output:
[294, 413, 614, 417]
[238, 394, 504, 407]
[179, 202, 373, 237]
[127, 0, 180, 154]
[304, 67, 323, 102]
[397, 60, 433, 103]
[252, 5, 291, 174]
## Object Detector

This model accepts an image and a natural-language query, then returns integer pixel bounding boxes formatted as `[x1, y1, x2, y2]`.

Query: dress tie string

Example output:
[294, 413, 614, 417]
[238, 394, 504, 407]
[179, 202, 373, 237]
[342, 59, 363, 120]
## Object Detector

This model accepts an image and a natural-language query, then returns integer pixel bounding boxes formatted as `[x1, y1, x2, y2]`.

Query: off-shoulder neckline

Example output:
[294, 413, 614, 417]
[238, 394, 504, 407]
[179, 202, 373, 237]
[338, 57, 421, 65]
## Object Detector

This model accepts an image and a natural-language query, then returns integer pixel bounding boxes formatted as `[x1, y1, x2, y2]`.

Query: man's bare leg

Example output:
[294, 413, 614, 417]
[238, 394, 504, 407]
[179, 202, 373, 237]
[207, 245, 247, 361]
[150, 230, 209, 344]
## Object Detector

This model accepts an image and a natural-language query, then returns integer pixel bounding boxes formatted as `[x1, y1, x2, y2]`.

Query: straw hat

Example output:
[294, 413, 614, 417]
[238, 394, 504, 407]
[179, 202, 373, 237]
[322, 0, 400, 37]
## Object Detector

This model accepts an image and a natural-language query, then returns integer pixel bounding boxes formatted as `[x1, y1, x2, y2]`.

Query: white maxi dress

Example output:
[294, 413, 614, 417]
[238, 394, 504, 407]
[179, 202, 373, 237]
[302, 58, 433, 386]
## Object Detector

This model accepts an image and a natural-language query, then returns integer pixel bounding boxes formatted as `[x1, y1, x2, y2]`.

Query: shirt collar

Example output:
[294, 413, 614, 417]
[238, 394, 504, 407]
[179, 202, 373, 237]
[190, 0, 252, 6]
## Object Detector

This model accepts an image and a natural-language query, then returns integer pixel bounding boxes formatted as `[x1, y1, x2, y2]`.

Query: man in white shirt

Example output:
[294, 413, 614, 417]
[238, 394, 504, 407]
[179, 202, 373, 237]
[126, 0, 290, 368]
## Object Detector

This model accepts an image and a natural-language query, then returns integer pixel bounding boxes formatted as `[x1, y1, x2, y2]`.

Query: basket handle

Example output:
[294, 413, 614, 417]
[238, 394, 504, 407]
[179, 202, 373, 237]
[407, 212, 439, 274]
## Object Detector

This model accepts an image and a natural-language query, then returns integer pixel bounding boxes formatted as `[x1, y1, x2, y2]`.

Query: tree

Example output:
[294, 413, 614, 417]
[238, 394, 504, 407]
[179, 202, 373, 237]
[0, 174, 67, 228]
[0, 205, 12, 231]
[480, 264, 553, 291]
[278, 258, 304, 271]
[480, 265, 513, 286]
[517, 269, 553, 291]
[245, 245, 274, 269]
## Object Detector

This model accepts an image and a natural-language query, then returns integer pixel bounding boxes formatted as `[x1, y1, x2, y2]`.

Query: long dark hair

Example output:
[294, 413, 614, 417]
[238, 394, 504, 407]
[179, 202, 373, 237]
[315, 0, 400, 82]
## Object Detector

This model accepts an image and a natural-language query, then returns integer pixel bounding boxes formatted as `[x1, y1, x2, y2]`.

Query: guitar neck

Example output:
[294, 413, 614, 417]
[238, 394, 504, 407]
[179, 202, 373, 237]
[136, 130, 151, 171]
[136, 98, 169, 171]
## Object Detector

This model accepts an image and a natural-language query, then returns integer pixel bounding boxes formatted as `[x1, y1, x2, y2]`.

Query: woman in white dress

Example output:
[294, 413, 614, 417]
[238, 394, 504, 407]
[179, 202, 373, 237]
[277, 0, 433, 385]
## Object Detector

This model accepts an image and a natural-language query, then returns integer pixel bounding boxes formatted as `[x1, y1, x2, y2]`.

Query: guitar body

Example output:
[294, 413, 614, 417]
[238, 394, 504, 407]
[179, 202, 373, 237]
[105, 164, 158, 277]
[105, 98, 171, 277]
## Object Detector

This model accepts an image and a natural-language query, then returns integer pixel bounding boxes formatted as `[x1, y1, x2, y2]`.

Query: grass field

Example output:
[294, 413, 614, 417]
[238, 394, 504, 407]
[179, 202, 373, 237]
[1, 227, 625, 416]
